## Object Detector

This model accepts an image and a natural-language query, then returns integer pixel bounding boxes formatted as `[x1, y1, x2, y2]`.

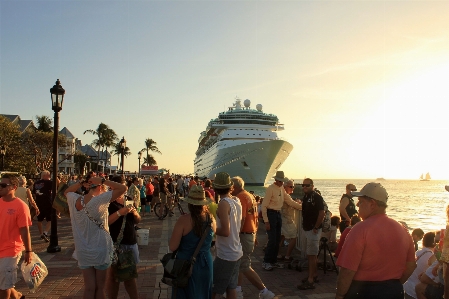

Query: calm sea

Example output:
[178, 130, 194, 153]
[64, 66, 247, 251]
[247, 179, 449, 234]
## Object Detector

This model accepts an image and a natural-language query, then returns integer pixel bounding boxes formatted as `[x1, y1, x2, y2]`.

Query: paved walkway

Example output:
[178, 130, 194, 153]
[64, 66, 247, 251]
[16, 201, 338, 298]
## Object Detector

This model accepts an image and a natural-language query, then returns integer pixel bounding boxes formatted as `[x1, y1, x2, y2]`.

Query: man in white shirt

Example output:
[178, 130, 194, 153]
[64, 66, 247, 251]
[212, 172, 243, 299]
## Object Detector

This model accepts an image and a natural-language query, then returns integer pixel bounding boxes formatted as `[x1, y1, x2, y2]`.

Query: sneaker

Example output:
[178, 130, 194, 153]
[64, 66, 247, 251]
[297, 280, 315, 290]
[262, 262, 273, 271]
[259, 290, 275, 299]
[301, 276, 319, 283]
[273, 262, 284, 269]
[41, 234, 49, 242]
[236, 289, 243, 299]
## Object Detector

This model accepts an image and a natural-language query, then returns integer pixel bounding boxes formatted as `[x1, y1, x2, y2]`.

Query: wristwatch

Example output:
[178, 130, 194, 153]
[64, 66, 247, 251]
[116, 211, 121, 217]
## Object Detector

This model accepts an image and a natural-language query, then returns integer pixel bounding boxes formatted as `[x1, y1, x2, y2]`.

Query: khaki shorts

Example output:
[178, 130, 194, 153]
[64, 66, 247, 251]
[281, 222, 297, 239]
[0, 253, 22, 290]
[304, 229, 321, 255]
[239, 233, 255, 271]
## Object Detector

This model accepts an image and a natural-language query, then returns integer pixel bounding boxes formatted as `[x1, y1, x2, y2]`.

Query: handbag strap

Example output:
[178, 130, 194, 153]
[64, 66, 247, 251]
[115, 209, 127, 246]
[190, 214, 212, 264]
[81, 196, 107, 232]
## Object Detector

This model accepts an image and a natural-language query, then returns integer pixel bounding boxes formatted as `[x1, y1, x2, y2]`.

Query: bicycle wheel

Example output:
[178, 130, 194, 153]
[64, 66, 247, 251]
[154, 203, 168, 219]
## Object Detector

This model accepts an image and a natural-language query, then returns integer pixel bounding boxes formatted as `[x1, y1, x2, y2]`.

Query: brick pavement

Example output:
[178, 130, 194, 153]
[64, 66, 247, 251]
[15, 201, 337, 298]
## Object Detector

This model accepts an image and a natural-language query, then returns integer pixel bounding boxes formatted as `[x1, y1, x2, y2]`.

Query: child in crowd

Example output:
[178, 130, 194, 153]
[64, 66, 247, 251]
[412, 228, 425, 251]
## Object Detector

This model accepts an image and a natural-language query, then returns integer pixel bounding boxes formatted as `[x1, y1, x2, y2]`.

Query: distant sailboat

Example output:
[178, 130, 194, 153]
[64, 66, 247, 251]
[420, 172, 431, 181]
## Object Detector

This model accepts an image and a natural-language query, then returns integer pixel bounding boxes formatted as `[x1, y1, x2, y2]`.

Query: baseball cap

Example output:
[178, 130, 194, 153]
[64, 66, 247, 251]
[351, 182, 389, 203]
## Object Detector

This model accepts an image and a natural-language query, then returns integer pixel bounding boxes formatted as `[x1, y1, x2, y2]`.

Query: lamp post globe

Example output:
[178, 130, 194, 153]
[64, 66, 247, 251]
[47, 79, 65, 253]
[120, 137, 126, 174]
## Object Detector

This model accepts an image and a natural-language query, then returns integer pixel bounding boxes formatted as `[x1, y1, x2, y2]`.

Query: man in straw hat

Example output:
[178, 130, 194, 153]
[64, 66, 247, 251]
[336, 182, 416, 299]
[212, 172, 243, 299]
[261, 171, 301, 271]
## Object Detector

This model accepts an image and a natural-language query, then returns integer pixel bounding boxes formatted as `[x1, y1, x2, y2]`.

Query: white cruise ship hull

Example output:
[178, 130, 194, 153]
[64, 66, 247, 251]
[194, 139, 293, 186]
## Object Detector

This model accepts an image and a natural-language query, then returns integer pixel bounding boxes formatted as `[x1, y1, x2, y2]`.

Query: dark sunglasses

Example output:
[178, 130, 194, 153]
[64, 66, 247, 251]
[302, 184, 311, 187]
[287, 186, 294, 189]
[0, 183, 12, 188]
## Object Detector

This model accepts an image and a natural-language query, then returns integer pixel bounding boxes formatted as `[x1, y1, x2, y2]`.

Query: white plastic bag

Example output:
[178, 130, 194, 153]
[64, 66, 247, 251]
[21, 252, 48, 292]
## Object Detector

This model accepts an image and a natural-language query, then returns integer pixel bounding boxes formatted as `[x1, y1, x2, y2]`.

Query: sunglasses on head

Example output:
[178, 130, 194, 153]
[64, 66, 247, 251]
[302, 184, 311, 187]
[0, 183, 12, 188]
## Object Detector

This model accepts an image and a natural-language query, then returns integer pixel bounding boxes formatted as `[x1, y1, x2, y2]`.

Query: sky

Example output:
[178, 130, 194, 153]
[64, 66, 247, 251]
[1, 0, 449, 180]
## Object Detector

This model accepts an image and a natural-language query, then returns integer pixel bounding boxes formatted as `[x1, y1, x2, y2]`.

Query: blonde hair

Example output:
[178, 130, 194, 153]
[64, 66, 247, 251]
[18, 176, 27, 186]
[40, 170, 50, 179]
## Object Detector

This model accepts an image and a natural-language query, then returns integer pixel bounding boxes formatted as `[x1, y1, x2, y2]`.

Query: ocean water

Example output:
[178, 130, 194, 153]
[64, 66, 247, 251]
[247, 179, 449, 234]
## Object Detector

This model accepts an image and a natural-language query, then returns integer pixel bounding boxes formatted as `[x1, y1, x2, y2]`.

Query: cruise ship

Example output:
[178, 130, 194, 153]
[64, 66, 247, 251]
[194, 98, 293, 186]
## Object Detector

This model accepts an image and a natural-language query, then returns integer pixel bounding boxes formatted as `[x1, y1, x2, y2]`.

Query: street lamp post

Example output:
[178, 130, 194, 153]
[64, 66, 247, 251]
[138, 151, 142, 176]
[47, 79, 65, 253]
[0, 145, 6, 171]
[120, 137, 126, 174]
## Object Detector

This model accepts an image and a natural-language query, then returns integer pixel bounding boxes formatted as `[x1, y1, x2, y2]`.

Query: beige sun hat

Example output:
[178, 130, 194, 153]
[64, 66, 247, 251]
[351, 182, 389, 203]
[212, 172, 233, 189]
[183, 185, 212, 205]
[272, 171, 288, 182]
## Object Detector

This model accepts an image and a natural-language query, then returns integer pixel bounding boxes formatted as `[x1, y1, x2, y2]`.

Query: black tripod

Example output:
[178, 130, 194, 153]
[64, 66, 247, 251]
[317, 237, 339, 274]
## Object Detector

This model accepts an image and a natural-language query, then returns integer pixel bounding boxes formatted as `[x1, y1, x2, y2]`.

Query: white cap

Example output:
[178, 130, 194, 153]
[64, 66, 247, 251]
[351, 182, 388, 203]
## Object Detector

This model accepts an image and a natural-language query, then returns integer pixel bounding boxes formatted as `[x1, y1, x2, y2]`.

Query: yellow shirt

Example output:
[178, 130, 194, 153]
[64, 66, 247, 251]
[261, 184, 301, 222]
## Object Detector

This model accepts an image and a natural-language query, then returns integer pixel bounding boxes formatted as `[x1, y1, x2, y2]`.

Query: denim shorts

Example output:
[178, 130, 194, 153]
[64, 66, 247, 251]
[212, 257, 241, 294]
[79, 262, 111, 270]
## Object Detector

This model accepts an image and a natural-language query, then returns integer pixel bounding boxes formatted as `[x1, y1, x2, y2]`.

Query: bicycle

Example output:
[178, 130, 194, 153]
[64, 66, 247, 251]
[154, 195, 186, 219]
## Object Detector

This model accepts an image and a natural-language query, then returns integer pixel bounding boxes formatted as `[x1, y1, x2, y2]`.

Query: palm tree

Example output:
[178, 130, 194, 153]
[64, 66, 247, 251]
[141, 138, 161, 166]
[102, 128, 118, 170]
[111, 141, 131, 172]
[84, 123, 111, 171]
[35, 115, 53, 132]
[143, 154, 157, 166]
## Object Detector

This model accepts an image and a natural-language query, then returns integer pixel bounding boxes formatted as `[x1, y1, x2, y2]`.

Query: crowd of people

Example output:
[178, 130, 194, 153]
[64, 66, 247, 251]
[2, 170, 449, 299]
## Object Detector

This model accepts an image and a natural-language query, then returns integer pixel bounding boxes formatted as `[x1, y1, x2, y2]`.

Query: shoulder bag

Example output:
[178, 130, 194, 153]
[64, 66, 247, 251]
[111, 212, 138, 282]
[160, 214, 211, 295]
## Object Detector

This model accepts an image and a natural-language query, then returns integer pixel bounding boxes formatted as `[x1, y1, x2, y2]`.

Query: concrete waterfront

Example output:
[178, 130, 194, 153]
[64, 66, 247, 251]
[17, 201, 338, 299]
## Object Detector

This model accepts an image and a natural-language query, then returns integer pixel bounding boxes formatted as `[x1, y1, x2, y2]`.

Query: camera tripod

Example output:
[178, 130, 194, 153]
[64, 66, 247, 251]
[317, 237, 339, 274]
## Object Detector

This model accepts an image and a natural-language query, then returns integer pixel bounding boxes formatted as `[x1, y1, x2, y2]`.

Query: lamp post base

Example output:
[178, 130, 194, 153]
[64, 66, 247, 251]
[47, 245, 61, 253]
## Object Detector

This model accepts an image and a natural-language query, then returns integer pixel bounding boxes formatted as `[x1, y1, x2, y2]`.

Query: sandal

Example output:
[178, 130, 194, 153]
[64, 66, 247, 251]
[297, 280, 315, 290]
[285, 256, 294, 262]
[301, 276, 319, 283]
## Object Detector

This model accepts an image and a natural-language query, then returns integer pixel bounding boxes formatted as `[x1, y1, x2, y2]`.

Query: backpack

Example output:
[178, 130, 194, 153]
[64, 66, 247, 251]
[321, 200, 331, 233]
[312, 191, 331, 233]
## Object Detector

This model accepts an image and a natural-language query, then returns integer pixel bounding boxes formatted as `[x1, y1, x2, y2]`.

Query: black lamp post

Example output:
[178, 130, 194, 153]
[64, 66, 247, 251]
[47, 79, 65, 253]
[0, 145, 6, 171]
[120, 137, 126, 174]
[138, 151, 142, 175]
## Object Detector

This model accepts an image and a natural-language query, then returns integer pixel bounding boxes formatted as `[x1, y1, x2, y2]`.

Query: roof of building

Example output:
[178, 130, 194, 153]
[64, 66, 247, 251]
[1, 114, 19, 123]
[60, 127, 75, 138]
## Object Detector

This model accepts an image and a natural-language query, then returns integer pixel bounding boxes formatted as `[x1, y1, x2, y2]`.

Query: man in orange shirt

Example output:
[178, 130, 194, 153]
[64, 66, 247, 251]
[231, 176, 275, 299]
[0, 174, 32, 299]
[188, 176, 198, 191]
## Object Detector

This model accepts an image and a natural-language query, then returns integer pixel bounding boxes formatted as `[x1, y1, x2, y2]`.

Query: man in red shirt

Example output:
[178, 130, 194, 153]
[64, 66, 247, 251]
[145, 177, 154, 215]
[231, 176, 275, 299]
[0, 174, 32, 299]
[336, 182, 416, 299]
